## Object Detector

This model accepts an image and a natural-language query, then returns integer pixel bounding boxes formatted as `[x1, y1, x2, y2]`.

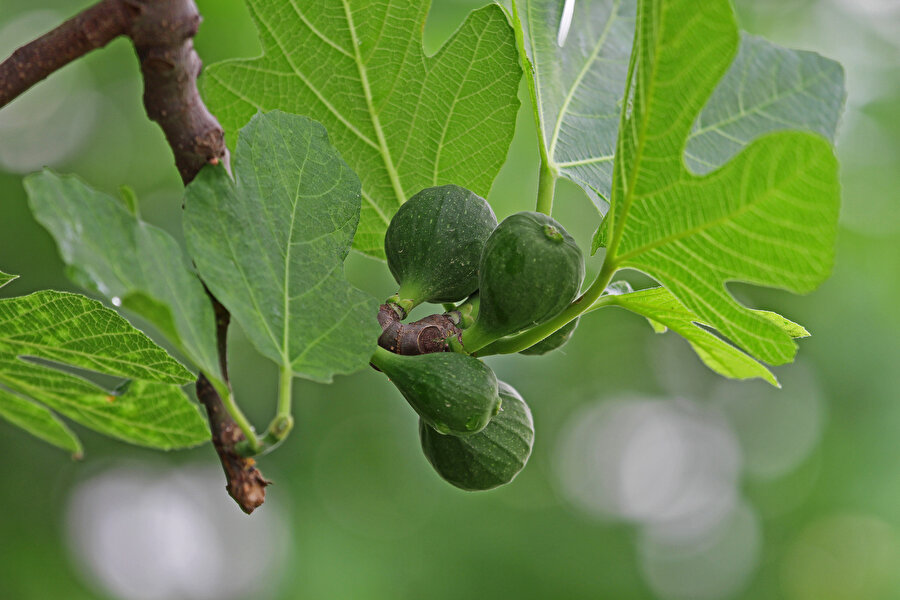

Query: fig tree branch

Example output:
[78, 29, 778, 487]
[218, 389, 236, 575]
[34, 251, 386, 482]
[0, 0, 226, 182]
[0, 0, 129, 109]
[198, 296, 269, 513]
[0, 0, 269, 513]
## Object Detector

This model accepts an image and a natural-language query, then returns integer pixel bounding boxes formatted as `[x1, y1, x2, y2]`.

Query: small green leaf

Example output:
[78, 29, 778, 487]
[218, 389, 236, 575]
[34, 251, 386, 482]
[0, 271, 17, 290]
[603, 287, 811, 386]
[597, 0, 841, 366]
[184, 111, 380, 383]
[118, 185, 140, 216]
[0, 387, 82, 457]
[0, 289, 207, 449]
[25, 170, 220, 381]
[203, 0, 521, 258]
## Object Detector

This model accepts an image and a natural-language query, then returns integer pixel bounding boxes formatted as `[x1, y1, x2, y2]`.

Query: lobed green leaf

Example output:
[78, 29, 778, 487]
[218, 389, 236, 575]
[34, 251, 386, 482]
[602, 287, 807, 386]
[685, 33, 846, 175]
[515, 1, 844, 215]
[203, 0, 521, 258]
[2, 366, 208, 451]
[0, 291, 193, 384]
[597, 0, 841, 366]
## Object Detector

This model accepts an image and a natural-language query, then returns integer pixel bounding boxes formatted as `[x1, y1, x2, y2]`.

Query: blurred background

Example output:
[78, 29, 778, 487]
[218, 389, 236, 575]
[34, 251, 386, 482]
[1, 0, 898, 598]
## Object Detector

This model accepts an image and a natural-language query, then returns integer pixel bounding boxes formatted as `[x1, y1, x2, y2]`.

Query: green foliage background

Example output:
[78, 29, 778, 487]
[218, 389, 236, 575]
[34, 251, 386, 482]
[0, 0, 898, 598]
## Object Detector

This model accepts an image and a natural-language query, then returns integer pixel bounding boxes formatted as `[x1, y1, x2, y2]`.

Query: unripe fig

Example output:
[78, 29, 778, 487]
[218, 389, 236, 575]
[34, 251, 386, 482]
[384, 185, 497, 309]
[519, 317, 579, 355]
[463, 212, 584, 351]
[371, 347, 501, 435]
[420, 381, 534, 490]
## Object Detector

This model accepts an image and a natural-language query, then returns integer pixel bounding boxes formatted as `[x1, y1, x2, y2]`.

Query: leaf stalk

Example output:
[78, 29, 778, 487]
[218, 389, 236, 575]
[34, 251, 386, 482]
[510, 0, 558, 216]
[220, 386, 260, 454]
[536, 160, 557, 215]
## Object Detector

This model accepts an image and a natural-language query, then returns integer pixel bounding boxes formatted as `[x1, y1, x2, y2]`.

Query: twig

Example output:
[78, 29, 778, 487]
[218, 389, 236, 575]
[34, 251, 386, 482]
[197, 296, 269, 514]
[0, 0, 226, 180]
[0, 0, 130, 109]
[0, 0, 266, 512]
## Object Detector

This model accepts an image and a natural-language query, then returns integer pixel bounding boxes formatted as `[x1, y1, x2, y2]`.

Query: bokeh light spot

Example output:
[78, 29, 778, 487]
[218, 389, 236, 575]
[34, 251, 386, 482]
[66, 463, 288, 600]
[639, 501, 761, 600]
[711, 362, 824, 480]
[555, 396, 741, 539]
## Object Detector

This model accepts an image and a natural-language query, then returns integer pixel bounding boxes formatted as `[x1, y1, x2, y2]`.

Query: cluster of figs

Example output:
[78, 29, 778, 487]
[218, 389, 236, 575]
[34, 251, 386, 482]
[371, 185, 585, 491]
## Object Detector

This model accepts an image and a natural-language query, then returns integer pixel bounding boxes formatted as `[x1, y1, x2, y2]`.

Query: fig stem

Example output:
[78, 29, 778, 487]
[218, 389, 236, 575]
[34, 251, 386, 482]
[238, 414, 293, 457]
[277, 364, 293, 420]
[459, 323, 494, 354]
[477, 259, 620, 355]
[369, 345, 393, 371]
[386, 294, 413, 318]
[509, 0, 558, 217]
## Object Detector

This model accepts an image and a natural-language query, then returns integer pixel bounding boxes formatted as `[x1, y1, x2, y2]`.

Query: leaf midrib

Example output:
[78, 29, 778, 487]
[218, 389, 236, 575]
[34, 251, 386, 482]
[246, 0, 379, 152]
[282, 130, 305, 367]
[341, 0, 407, 208]
[606, 0, 661, 264]
[432, 22, 491, 185]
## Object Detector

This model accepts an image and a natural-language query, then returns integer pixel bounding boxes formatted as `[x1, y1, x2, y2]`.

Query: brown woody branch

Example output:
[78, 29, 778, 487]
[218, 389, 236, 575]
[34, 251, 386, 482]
[0, 0, 227, 181]
[377, 304, 462, 355]
[198, 295, 269, 514]
[0, 0, 130, 109]
[127, 0, 227, 182]
[0, 0, 266, 512]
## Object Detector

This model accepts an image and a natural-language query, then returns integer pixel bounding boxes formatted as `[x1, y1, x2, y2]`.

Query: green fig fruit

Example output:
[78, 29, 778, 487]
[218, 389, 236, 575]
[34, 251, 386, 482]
[463, 212, 584, 352]
[371, 346, 500, 435]
[420, 381, 534, 490]
[384, 185, 497, 310]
